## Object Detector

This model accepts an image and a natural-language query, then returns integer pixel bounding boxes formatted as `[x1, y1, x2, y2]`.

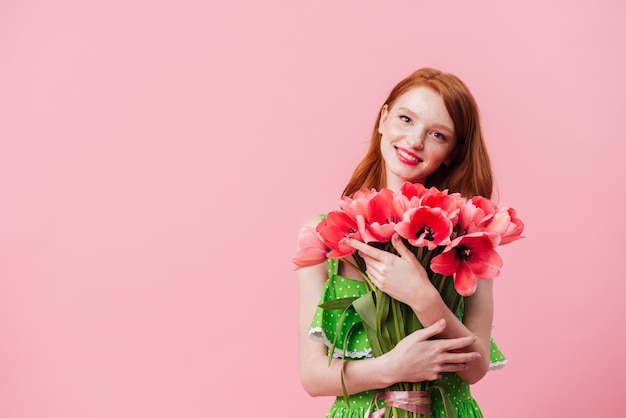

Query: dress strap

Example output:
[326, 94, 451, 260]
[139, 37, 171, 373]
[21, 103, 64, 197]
[327, 258, 339, 278]
[319, 213, 339, 278]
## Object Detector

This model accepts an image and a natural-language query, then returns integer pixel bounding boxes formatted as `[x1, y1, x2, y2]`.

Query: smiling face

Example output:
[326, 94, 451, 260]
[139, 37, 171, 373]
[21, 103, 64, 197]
[378, 86, 457, 190]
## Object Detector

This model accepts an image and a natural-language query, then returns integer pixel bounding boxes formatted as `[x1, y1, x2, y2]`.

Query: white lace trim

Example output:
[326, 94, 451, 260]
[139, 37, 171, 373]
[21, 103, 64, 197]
[309, 327, 373, 359]
[488, 359, 508, 371]
[310, 326, 508, 370]
[488, 323, 507, 371]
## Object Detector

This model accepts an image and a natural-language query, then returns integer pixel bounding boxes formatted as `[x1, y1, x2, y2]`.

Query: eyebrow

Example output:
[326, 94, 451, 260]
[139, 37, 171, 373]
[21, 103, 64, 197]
[396, 106, 454, 134]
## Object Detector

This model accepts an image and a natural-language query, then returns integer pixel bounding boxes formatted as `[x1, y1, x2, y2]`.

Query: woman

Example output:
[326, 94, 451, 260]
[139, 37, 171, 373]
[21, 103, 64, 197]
[297, 68, 506, 417]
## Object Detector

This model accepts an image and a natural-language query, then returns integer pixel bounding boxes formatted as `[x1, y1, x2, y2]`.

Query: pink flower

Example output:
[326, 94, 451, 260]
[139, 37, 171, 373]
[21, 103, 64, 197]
[420, 188, 459, 212]
[398, 182, 428, 200]
[498, 207, 524, 245]
[395, 207, 452, 250]
[430, 233, 502, 296]
[466, 204, 525, 246]
[353, 188, 378, 200]
[316, 211, 361, 259]
[338, 190, 372, 224]
[293, 226, 329, 269]
[361, 188, 402, 243]
[457, 197, 495, 235]
[471, 196, 498, 217]
[394, 182, 427, 213]
[420, 188, 464, 228]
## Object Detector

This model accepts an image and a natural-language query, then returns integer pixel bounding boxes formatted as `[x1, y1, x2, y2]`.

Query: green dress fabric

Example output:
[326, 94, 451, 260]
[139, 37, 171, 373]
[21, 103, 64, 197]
[309, 258, 507, 417]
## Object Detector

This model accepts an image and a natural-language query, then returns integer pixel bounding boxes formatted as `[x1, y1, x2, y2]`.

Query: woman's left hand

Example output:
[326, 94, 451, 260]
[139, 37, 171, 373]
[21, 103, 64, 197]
[344, 234, 436, 308]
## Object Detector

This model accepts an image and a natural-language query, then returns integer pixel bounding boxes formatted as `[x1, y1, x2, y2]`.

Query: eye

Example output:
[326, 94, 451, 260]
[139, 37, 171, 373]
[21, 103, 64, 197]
[400, 115, 412, 124]
[431, 131, 446, 141]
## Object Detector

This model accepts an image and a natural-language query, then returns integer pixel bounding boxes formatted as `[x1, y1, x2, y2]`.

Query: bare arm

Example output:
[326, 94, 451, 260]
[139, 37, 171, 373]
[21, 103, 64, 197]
[410, 279, 493, 384]
[344, 234, 493, 384]
[297, 227, 481, 397]
[298, 261, 393, 396]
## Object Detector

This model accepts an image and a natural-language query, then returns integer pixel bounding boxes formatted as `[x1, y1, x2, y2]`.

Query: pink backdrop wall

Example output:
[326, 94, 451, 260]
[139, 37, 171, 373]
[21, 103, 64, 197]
[1, 0, 624, 416]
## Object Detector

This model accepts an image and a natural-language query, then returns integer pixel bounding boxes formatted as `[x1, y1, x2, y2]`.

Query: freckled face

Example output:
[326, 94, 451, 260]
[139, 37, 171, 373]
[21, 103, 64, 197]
[378, 87, 457, 190]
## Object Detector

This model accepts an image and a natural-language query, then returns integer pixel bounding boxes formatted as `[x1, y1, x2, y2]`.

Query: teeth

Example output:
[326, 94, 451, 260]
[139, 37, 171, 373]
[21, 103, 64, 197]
[398, 149, 419, 162]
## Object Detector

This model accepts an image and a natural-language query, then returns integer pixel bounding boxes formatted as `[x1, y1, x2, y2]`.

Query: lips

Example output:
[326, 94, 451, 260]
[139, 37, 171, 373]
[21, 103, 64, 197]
[395, 146, 422, 166]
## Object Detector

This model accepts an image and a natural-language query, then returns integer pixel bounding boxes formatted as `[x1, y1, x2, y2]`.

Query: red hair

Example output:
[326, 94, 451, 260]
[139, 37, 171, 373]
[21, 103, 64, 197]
[343, 68, 493, 198]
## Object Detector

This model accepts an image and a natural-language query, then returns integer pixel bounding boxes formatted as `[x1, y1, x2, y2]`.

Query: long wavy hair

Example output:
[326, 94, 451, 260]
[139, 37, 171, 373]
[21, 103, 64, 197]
[343, 68, 493, 198]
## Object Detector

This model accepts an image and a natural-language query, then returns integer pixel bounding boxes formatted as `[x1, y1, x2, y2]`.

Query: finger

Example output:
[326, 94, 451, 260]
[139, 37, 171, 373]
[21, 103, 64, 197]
[427, 373, 444, 382]
[358, 251, 379, 264]
[390, 234, 414, 259]
[343, 238, 369, 252]
[344, 238, 386, 260]
[359, 254, 388, 274]
[441, 351, 482, 365]
[437, 335, 478, 352]
[407, 319, 447, 342]
[440, 363, 469, 373]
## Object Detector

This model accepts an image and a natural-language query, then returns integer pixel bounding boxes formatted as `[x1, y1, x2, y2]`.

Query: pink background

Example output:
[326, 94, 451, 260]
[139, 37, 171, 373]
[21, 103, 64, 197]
[1, 0, 624, 416]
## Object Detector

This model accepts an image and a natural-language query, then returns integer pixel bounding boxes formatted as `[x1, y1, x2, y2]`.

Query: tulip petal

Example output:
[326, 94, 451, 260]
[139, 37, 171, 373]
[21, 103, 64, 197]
[293, 226, 329, 269]
[430, 251, 459, 276]
[454, 262, 478, 296]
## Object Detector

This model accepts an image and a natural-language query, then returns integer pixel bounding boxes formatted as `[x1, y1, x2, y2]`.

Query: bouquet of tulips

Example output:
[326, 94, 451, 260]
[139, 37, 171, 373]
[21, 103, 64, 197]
[294, 182, 523, 417]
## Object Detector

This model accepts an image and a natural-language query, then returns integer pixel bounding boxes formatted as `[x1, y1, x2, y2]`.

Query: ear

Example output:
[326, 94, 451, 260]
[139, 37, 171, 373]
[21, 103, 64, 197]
[377, 104, 389, 134]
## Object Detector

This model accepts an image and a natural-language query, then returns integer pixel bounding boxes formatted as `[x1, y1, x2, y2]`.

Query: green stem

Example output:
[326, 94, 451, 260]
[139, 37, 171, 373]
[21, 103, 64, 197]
[338, 258, 376, 291]
[436, 274, 446, 294]
[451, 292, 463, 315]
[390, 299, 403, 343]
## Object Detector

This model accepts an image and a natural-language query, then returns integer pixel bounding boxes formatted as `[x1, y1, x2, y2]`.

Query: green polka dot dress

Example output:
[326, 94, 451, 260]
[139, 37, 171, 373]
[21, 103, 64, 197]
[309, 258, 507, 417]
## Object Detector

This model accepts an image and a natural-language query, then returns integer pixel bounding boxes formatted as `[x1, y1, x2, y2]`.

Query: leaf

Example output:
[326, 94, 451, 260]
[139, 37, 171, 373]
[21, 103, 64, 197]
[339, 321, 363, 409]
[340, 361, 349, 408]
[352, 291, 384, 357]
[352, 292, 377, 330]
[319, 296, 360, 310]
[341, 320, 364, 357]
[405, 304, 422, 333]
[375, 292, 395, 353]
[390, 298, 405, 342]
[429, 384, 458, 418]
[327, 305, 352, 367]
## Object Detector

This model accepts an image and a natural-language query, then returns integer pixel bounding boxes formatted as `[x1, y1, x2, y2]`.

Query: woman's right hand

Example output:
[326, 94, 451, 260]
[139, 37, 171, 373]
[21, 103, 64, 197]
[383, 319, 481, 383]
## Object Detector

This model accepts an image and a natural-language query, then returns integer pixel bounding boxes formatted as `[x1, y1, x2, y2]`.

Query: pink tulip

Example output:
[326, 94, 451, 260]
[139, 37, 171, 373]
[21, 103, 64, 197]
[420, 188, 463, 229]
[293, 226, 329, 269]
[420, 188, 459, 212]
[470, 206, 525, 246]
[471, 196, 498, 216]
[339, 191, 371, 223]
[430, 233, 502, 296]
[398, 182, 428, 200]
[498, 207, 524, 245]
[457, 198, 493, 235]
[353, 188, 378, 200]
[316, 211, 362, 258]
[395, 206, 452, 250]
[361, 188, 402, 243]
[339, 188, 378, 217]
[392, 183, 426, 215]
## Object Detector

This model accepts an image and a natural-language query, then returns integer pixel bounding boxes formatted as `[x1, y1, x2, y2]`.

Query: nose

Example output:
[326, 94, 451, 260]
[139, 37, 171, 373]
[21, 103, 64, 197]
[407, 129, 426, 150]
